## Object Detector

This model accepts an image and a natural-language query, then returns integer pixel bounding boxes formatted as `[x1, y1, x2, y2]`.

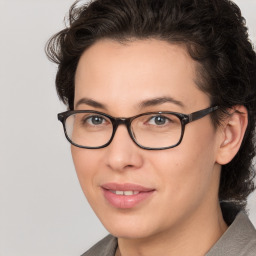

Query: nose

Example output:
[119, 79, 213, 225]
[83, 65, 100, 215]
[104, 124, 144, 172]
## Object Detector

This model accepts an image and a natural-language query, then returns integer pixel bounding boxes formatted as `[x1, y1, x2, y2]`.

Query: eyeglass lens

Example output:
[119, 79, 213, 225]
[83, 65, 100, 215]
[65, 112, 182, 149]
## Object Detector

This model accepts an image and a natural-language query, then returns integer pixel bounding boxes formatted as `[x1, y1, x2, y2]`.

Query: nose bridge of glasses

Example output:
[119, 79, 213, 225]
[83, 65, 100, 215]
[107, 117, 135, 147]
[113, 117, 131, 129]
[111, 117, 133, 140]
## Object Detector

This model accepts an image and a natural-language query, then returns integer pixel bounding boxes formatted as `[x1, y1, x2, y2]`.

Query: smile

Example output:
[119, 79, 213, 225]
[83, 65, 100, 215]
[101, 183, 155, 209]
[110, 190, 140, 195]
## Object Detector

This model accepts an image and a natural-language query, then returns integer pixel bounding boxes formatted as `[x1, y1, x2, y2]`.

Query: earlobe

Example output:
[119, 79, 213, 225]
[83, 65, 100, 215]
[216, 105, 248, 165]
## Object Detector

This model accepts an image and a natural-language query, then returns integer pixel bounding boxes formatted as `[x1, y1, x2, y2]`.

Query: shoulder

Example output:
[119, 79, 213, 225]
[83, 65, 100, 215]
[206, 212, 256, 256]
[81, 234, 117, 256]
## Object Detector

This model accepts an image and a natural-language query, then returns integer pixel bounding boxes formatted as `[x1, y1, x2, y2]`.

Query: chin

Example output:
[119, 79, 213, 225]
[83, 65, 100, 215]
[108, 228, 151, 240]
[98, 214, 159, 239]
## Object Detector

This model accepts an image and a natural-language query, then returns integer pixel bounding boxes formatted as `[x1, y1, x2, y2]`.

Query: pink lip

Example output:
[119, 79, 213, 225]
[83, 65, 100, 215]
[101, 183, 155, 209]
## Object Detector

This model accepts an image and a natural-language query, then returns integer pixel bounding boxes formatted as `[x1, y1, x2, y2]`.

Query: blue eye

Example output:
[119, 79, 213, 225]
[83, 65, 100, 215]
[79, 115, 107, 126]
[91, 116, 104, 125]
[86, 115, 105, 125]
[148, 115, 168, 125]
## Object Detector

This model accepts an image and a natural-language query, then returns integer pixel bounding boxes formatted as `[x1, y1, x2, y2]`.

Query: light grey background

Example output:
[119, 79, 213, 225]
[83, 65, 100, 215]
[0, 0, 255, 255]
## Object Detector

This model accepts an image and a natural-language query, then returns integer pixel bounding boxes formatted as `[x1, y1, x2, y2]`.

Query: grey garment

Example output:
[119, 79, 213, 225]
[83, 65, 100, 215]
[206, 212, 256, 256]
[81, 212, 256, 256]
[81, 235, 117, 256]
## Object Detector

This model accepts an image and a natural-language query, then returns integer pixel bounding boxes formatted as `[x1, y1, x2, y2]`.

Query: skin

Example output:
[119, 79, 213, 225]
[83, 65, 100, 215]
[71, 39, 247, 256]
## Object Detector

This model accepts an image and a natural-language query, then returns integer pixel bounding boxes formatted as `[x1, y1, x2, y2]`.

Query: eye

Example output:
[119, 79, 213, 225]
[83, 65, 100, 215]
[148, 115, 168, 126]
[79, 114, 108, 127]
[86, 115, 106, 125]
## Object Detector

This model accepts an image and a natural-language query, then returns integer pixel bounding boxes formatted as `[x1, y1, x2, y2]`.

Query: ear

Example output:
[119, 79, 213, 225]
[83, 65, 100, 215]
[216, 105, 248, 165]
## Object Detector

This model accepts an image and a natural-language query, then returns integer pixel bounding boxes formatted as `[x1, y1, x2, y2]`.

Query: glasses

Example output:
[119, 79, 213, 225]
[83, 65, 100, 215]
[58, 106, 218, 150]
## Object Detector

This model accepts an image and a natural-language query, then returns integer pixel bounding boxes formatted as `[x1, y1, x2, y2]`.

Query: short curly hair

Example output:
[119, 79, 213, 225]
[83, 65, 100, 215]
[46, 0, 256, 217]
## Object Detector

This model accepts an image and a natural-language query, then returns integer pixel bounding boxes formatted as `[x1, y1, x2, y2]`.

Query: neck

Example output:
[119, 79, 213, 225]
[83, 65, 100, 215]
[117, 204, 227, 256]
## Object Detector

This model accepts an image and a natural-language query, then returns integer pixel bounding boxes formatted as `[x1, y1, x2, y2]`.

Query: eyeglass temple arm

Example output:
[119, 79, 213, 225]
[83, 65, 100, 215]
[188, 106, 219, 122]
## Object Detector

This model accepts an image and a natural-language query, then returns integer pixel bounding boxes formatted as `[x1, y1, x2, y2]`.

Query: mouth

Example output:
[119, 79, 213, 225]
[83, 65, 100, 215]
[101, 183, 155, 209]
[109, 190, 140, 195]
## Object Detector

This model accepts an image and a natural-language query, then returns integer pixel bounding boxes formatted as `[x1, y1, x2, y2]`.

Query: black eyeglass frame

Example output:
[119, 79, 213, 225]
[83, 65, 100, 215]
[57, 106, 218, 150]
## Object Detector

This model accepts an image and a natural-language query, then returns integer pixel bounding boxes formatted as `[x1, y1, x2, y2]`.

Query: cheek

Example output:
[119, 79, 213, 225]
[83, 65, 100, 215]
[149, 122, 218, 199]
[71, 146, 101, 198]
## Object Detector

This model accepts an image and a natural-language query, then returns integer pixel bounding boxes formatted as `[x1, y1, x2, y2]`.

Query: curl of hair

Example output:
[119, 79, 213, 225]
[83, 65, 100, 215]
[46, 0, 256, 216]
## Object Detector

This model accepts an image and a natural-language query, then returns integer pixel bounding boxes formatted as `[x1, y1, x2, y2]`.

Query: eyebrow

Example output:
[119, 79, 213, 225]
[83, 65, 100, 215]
[75, 96, 184, 111]
[75, 98, 107, 110]
[138, 96, 185, 109]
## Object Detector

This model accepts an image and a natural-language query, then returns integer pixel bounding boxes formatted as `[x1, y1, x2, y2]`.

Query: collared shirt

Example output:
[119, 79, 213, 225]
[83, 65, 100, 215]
[81, 212, 256, 256]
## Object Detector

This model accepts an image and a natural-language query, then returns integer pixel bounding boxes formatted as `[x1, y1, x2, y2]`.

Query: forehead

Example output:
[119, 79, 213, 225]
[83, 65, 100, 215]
[74, 39, 210, 113]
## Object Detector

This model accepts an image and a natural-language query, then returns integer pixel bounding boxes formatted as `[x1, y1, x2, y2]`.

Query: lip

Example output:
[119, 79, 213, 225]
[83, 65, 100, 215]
[101, 183, 155, 209]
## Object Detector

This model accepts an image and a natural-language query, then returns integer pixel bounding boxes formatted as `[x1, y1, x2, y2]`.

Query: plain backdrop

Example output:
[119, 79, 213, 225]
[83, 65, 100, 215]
[0, 0, 255, 255]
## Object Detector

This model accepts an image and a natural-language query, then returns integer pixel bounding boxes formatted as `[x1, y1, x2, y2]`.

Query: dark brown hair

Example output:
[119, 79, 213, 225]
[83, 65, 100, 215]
[46, 0, 256, 218]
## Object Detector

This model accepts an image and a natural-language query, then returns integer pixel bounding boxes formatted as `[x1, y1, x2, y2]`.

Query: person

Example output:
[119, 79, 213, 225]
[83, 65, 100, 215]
[46, 0, 256, 255]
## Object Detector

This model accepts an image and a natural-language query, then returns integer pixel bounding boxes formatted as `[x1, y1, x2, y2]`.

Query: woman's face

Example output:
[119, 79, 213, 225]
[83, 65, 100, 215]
[72, 39, 222, 239]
